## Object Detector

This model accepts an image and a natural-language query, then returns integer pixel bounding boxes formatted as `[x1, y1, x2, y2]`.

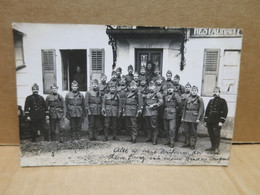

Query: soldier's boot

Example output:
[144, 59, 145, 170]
[88, 131, 94, 141]
[214, 148, 220, 154]
[164, 139, 170, 145]
[205, 147, 215, 151]
[182, 140, 190, 148]
[132, 136, 136, 143]
[190, 138, 196, 150]
[103, 136, 108, 142]
[170, 138, 175, 148]
[112, 137, 120, 141]
[152, 136, 157, 145]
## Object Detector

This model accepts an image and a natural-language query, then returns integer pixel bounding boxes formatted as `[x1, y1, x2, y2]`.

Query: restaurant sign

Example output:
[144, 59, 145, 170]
[190, 28, 242, 38]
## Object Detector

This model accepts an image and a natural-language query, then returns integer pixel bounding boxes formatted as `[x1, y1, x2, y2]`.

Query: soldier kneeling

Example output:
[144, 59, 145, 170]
[164, 83, 181, 148]
[124, 81, 143, 143]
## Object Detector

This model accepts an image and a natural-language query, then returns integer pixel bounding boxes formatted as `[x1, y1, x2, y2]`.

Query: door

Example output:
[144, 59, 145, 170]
[135, 49, 163, 73]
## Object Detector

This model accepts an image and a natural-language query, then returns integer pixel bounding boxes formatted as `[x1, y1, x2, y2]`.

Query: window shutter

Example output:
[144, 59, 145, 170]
[202, 49, 220, 96]
[91, 50, 104, 71]
[42, 49, 56, 94]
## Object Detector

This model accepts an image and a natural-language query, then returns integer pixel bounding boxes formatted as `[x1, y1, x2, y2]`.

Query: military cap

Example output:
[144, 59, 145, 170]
[128, 64, 133, 71]
[154, 65, 160, 71]
[109, 81, 117, 88]
[71, 80, 79, 86]
[116, 67, 122, 72]
[174, 74, 180, 80]
[130, 80, 137, 88]
[140, 65, 146, 70]
[214, 86, 221, 93]
[185, 82, 191, 87]
[166, 70, 172, 75]
[50, 83, 58, 89]
[32, 83, 39, 89]
[100, 73, 107, 79]
[120, 76, 126, 83]
[111, 71, 117, 76]
[156, 76, 164, 82]
[192, 85, 198, 91]
[92, 79, 99, 85]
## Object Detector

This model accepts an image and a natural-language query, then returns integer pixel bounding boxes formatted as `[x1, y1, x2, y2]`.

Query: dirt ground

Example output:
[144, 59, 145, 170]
[20, 135, 232, 167]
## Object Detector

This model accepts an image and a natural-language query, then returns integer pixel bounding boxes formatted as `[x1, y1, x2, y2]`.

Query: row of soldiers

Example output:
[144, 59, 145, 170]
[24, 64, 228, 154]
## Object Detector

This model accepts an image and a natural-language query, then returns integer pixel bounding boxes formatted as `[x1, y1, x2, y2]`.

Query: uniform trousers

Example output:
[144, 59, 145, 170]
[49, 118, 63, 141]
[145, 116, 159, 140]
[88, 115, 100, 139]
[125, 117, 138, 139]
[207, 122, 221, 149]
[30, 118, 46, 142]
[183, 122, 198, 146]
[164, 118, 176, 142]
[70, 117, 83, 139]
[104, 116, 118, 138]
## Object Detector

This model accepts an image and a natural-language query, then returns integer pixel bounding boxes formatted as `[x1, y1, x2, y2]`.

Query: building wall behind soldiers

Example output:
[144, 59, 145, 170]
[14, 23, 113, 108]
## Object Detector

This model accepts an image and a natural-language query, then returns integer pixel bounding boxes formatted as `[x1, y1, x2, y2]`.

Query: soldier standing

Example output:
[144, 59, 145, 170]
[173, 74, 185, 141]
[133, 72, 140, 86]
[137, 77, 148, 133]
[24, 83, 49, 142]
[182, 86, 204, 150]
[116, 67, 122, 84]
[143, 81, 163, 145]
[164, 83, 181, 148]
[117, 76, 128, 133]
[138, 65, 146, 82]
[85, 79, 102, 141]
[65, 80, 85, 140]
[125, 65, 134, 87]
[204, 87, 228, 154]
[152, 65, 165, 83]
[102, 82, 122, 141]
[145, 60, 155, 83]
[162, 70, 174, 96]
[108, 71, 119, 89]
[124, 81, 143, 143]
[46, 84, 65, 142]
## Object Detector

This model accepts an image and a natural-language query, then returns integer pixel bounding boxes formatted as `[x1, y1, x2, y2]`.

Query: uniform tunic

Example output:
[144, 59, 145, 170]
[99, 82, 109, 96]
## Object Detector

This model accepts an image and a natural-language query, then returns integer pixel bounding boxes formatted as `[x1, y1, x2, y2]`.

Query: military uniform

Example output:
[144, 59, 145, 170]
[137, 82, 148, 132]
[85, 83, 102, 141]
[102, 86, 122, 141]
[65, 84, 85, 140]
[124, 81, 143, 142]
[46, 91, 65, 142]
[182, 91, 204, 149]
[24, 84, 48, 142]
[99, 82, 109, 97]
[164, 90, 181, 147]
[205, 96, 228, 151]
[143, 82, 163, 144]
[125, 65, 134, 87]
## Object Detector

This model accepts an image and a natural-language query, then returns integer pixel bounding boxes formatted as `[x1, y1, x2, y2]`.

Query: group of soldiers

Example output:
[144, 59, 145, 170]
[24, 61, 228, 154]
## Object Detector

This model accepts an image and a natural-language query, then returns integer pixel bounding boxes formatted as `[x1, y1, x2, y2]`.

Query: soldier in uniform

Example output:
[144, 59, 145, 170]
[162, 70, 174, 96]
[125, 65, 134, 87]
[152, 65, 165, 83]
[164, 83, 181, 148]
[204, 87, 228, 154]
[173, 74, 185, 141]
[116, 67, 122, 84]
[117, 76, 128, 133]
[133, 72, 140, 86]
[182, 86, 204, 149]
[85, 79, 102, 141]
[24, 83, 49, 142]
[180, 82, 192, 144]
[137, 77, 148, 132]
[124, 81, 143, 143]
[145, 60, 155, 83]
[65, 80, 85, 140]
[143, 81, 163, 145]
[102, 82, 122, 141]
[108, 71, 119, 89]
[138, 65, 146, 82]
[46, 84, 65, 142]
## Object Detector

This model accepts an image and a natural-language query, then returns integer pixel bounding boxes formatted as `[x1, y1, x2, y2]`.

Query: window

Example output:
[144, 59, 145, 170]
[60, 50, 87, 91]
[13, 30, 26, 71]
[90, 49, 105, 83]
[42, 49, 56, 94]
[201, 49, 220, 96]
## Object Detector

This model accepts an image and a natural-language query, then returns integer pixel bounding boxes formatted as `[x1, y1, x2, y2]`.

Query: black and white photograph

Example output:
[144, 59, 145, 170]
[14, 23, 243, 166]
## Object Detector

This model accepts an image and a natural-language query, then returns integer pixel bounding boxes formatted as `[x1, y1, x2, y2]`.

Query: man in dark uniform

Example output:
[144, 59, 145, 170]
[65, 80, 85, 140]
[125, 65, 134, 87]
[117, 76, 128, 133]
[72, 66, 86, 91]
[85, 79, 102, 141]
[162, 70, 174, 96]
[98, 73, 109, 133]
[152, 65, 165, 83]
[138, 65, 146, 82]
[180, 82, 192, 144]
[46, 83, 65, 142]
[116, 67, 122, 84]
[204, 87, 228, 154]
[102, 82, 122, 141]
[145, 60, 155, 83]
[124, 81, 143, 143]
[182, 86, 204, 150]
[172, 74, 185, 142]
[164, 83, 181, 148]
[143, 81, 163, 145]
[24, 83, 49, 142]
[108, 71, 119, 89]
[133, 72, 140, 86]
[137, 77, 148, 133]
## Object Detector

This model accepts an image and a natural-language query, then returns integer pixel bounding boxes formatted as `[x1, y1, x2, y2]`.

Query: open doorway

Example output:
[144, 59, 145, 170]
[60, 49, 87, 91]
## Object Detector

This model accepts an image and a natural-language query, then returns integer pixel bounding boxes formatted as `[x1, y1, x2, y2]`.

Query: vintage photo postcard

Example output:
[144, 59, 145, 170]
[14, 23, 243, 166]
